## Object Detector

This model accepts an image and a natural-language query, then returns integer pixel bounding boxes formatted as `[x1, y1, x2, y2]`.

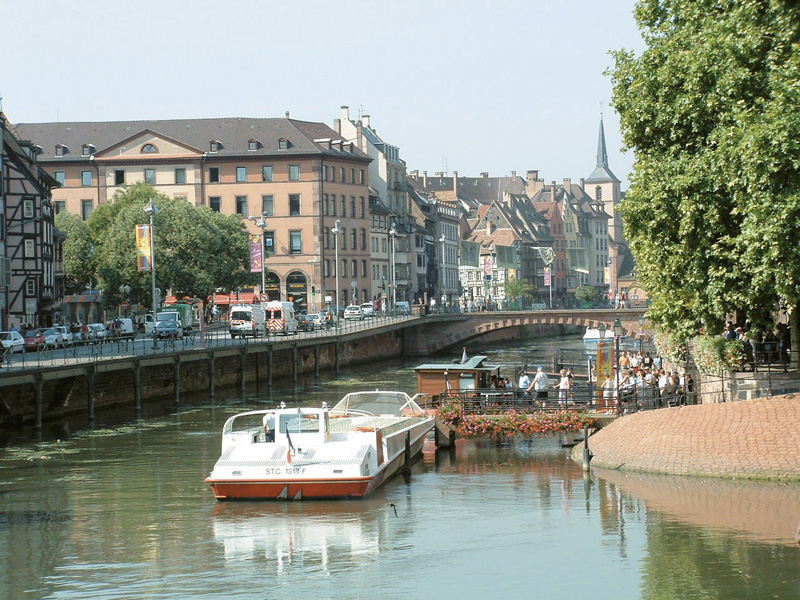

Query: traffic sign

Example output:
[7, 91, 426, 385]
[121, 300, 130, 309]
[260, 293, 269, 302]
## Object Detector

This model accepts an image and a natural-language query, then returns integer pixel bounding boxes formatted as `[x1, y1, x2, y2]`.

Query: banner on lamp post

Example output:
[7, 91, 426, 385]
[136, 225, 152, 271]
[249, 234, 263, 273]
[543, 266, 551, 287]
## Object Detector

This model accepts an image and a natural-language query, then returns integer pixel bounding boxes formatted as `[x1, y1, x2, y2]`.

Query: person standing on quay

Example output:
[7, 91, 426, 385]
[555, 369, 570, 406]
[529, 366, 550, 407]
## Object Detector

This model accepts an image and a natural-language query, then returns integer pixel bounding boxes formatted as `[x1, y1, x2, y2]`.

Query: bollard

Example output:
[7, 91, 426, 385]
[582, 425, 592, 472]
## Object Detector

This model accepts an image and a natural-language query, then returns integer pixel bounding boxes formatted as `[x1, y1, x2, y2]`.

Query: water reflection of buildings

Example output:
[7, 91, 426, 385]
[211, 501, 399, 573]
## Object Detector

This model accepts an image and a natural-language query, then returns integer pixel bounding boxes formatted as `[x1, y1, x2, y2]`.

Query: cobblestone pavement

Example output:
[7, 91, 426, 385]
[579, 394, 800, 480]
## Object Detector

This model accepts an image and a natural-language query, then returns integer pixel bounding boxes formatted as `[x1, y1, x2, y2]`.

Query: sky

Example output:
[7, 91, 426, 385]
[2, 0, 645, 187]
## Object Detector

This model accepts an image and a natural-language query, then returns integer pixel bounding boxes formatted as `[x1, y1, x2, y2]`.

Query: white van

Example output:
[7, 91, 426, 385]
[262, 301, 298, 335]
[229, 304, 266, 338]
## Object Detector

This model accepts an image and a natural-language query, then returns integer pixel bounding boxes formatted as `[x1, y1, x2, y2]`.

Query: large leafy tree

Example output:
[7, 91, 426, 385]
[66, 182, 251, 310]
[609, 0, 800, 362]
[55, 211, 96, 294]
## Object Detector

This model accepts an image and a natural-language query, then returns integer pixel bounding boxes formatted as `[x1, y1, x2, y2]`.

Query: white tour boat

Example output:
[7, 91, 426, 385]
[582, 326, 619, 344]
[206, 390, 435, 500]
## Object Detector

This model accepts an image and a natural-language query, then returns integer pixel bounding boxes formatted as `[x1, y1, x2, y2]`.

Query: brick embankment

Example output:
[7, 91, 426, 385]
[576, 394, 800, 480]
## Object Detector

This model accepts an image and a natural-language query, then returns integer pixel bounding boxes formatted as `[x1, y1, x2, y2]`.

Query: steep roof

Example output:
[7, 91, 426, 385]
[585, 117, 619, 183]
[13, 117, 371, 162]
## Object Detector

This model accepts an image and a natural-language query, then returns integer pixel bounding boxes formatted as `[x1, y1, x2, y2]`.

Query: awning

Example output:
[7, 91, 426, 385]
[210, 292, 258, 306]
[64, 294, 101, 303]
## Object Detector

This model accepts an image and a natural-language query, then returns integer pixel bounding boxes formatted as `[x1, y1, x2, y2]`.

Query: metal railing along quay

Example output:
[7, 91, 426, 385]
[0, 313, 416, 372]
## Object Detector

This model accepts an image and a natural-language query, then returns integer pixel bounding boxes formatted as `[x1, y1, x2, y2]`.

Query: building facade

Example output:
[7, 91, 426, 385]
[14, 117, 373, 311]
[1, 112, 63, 329]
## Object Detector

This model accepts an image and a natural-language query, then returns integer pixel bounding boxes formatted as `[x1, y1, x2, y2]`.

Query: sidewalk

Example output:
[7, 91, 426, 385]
[578, 393, 800, 480]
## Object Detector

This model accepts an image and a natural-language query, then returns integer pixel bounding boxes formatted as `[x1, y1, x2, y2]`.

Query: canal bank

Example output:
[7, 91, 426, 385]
[575, 394, 800, 480]
[0, 319, 572, 430]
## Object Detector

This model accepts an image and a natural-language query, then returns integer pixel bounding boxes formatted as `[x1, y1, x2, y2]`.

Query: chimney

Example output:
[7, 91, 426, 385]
[435, 172, 444, 177]
[410, 170, 419, 180]
[285, 111, 290, 118]
[362, 114, 371, 128]
[333, 118, 341, 134]
[341, 105, 350, 121]
[579, 177, 585, 190]
[526, 170, 539, 183]
[563, 178, 571, 195]
[511, 171, 516, 179]
[453, 171, 458, 193]
[423, 171, 428, 187]
[551, 181, 557, 203]
[481, 172, 489, 178]
[486, 221, 494, 235]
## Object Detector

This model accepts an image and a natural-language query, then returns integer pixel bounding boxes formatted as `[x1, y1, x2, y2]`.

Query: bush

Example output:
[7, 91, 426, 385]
[692, 335, 746, 374]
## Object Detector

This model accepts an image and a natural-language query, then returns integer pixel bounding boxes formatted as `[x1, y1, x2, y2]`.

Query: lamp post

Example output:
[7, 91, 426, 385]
[331, 219, 341, 316]
[308, 258, 318, 314]
[614, 317, 623, 415]
[598, 322, 606, 407]
[144, 199, 160, 349]
[638, 313, 645, 354]
[118, 284, 131, 317]
[389, 222, 397, 312]
[248, 212, 268, 297]
[438, 233, 446, 310]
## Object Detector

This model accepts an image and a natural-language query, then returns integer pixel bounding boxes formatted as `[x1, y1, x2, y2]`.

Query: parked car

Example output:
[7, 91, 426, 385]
[343, 305, 365, 321]
[88, 323, 111, 342]
[306, 313, 324, 330]
[155, 318, 184, 340]
[23, 329, 47, 352]
[39, 327, 62, 350]
[109, 318, 136, 340]
[296, 313, 313, 332]
[360, 302, 376, 317]
[0, 331, 25, 354]
[54, 325, 73, 346]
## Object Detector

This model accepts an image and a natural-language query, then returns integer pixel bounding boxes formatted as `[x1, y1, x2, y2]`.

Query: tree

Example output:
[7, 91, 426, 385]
[503, 278, 535, 307]
[609, 0, 800, 363]
[55, 211, 96, 294]
[575, 285, 597, 304]
[70, 182, 250, 311]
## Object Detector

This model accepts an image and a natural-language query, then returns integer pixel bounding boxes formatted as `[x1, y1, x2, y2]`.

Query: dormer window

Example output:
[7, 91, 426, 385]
[278, 138, 289, 150]
[82, 144, 96, 156]
[141, 143, 158, 154]
[248, 139, 260, 151]
[209, 140, 220, 152]
[55, 144, 67, 157]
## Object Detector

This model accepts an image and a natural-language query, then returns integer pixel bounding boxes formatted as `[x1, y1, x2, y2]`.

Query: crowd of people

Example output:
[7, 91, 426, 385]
[723, 320, 790, 365]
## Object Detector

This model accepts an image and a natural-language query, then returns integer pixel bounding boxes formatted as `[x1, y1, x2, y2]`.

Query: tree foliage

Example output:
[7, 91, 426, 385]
[61, 182, 251, 310]
[55, 211, 96, 294]
[609, 0, 800, 353]
[503, 278, 535, 303]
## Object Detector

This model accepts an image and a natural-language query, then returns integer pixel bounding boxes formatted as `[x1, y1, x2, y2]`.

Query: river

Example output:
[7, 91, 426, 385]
[1, 336, 798, 600]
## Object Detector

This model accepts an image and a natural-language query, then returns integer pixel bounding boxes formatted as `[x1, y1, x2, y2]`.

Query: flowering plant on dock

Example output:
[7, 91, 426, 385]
[438, 403, 597, 439]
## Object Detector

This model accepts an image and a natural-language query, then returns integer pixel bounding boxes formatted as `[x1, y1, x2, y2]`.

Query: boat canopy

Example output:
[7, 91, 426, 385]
[332, 391, 425, 417]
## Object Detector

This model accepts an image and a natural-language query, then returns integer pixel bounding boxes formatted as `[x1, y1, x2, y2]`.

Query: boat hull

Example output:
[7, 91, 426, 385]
[206, 427, 430, 501]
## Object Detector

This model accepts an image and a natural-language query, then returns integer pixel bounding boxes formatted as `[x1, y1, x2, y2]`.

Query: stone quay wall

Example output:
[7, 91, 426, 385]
[575, 394, 800, 480]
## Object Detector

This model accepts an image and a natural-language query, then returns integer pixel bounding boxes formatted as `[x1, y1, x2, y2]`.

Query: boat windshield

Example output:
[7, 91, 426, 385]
[280, 412, 320, 433]
[332, 391, 423, 417]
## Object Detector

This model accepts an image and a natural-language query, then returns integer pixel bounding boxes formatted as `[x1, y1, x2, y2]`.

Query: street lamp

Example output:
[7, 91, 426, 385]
[118, 284, 131, 317]
[331, 219, 341, 315]
[438, 233, 446, 309]
[614, 317, 623, 415]
[389, 222, 397, 312]
[248, 212, 268, 298]
[144, 199, 160, 349]
[638, 313, 645, 354]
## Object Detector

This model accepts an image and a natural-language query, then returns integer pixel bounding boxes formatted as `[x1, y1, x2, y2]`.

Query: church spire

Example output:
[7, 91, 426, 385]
[596, 115, 609, 169]
[585, 113, 619, 183]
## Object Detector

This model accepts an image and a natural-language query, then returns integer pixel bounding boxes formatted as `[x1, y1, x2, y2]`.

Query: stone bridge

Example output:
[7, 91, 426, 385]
[401, 308, 648, 356]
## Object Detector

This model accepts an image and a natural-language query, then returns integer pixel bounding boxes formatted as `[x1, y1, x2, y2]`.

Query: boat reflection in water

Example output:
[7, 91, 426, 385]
[211, 501, 390, 572]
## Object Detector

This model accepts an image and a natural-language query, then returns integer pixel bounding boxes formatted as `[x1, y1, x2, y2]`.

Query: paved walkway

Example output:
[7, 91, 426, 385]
[578, 394, 800, 480]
